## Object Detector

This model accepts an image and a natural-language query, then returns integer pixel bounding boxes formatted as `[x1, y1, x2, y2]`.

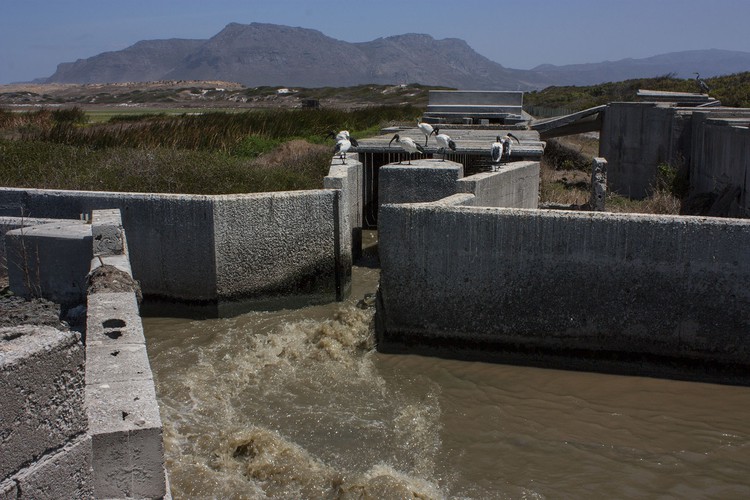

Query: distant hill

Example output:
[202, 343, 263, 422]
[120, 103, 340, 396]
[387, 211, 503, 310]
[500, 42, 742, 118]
[44, 23, 750, 90]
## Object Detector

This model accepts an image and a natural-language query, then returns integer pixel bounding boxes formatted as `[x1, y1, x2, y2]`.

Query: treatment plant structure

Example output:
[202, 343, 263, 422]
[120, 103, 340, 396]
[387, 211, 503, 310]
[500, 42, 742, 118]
[1, 90, 749, 498]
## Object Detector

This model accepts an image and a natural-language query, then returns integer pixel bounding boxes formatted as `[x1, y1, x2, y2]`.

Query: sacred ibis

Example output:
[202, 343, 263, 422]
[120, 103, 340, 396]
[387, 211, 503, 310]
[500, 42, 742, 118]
[490, 133, 520, 171]
[389, 134, 424, 165]
[327, 130, 359, 147]
[431, 127, 456, 161]
[333, 138, 352, 164]
[417, 120, 434, 147]
[693, 72, 710, 94]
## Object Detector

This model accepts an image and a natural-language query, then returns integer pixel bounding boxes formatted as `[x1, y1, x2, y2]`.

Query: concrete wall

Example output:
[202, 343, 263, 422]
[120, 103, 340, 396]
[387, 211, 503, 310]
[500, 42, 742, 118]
[0, 156, 362, 314]
[690, 113, 750, 218]
[457, 161, 540, 208]
[0, 325, 93, 498]
[0, 217, 61, 280]
[377, 202, 750, 382]
[378, 159, 540, 211]
[599, 102, 687, 199]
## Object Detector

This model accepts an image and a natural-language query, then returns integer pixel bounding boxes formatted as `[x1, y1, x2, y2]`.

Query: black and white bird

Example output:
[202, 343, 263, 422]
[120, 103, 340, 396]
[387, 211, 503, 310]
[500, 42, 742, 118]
[388, 134, 424, 164]
[417, 120, 434, 147]
[333, 137, 352, 164]
[431, 127, 456, 161]
[490, 133, 520, 170]
[327, 130, 359, 147]
[693, 72, 710, 94]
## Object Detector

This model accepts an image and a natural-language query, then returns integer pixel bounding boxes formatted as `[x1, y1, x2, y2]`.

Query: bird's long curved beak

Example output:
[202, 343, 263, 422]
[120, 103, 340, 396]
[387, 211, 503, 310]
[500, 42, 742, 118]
[389, 135, 397, 147]
[508, 133, 520, 143]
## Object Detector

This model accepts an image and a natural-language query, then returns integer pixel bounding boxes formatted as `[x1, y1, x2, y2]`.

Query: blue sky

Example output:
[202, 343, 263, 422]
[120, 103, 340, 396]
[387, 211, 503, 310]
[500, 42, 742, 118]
[1, 0, 749, 84]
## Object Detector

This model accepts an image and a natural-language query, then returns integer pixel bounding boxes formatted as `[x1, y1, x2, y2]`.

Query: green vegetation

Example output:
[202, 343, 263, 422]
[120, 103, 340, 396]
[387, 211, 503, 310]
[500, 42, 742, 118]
[0, 105, 421, 194]
[525, 72, 750, 115]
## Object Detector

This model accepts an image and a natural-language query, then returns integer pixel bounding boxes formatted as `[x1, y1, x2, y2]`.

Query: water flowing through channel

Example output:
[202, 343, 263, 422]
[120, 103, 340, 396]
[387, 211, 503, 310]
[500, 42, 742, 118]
[143, 265, 750, 499]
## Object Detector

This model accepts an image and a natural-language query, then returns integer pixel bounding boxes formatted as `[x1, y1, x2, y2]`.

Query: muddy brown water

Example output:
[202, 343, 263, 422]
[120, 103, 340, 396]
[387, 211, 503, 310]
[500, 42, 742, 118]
[143, 265, 750, 499]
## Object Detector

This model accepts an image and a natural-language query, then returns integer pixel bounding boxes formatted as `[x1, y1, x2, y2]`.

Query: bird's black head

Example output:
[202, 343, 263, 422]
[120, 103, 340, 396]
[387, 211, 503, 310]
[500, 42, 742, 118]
[389, 134, 400, 147]
[325, 130, 336, 139]
[431, 127, 439, 136]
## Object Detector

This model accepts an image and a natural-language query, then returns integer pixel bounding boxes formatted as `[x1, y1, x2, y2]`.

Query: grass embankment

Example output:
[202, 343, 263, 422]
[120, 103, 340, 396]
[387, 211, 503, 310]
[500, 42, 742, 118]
[0, 105, 420, 194]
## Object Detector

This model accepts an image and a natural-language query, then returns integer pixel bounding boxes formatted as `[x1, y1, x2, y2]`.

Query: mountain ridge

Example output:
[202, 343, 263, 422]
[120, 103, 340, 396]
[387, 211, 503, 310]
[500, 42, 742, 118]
[43, 23, 750, 90]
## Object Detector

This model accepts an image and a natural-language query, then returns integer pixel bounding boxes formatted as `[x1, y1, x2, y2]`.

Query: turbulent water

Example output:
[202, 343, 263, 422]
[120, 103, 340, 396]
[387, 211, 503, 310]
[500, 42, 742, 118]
[143, 266, 750, 499]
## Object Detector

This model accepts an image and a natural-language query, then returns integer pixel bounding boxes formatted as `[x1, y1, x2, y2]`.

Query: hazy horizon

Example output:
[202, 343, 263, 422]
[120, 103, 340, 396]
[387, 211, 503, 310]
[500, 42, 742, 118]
[2, 0, 750, 85]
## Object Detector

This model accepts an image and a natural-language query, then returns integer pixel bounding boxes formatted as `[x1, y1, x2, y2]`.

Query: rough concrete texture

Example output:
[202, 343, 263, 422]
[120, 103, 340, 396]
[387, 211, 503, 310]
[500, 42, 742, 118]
[690, 113, 750, 218]
[0, 217, 60, 279]
[5, 221, 92, 307]
[86, 292, 145, 346]
[377, 204, 750, 379]
[212, 190, 339, 311]
[0, 325, 85, 480]
[13, 434, 93, 500]
[325, 156, 364, 294]
[456, 161, 540, 208]
[0, 177, 353, 312]
[379, 159, 463, 207]
[599, 102, 684, 199]
[87, 380, 165, 499]
[0, 188, 217, 302]
[92, 208, 125, 256]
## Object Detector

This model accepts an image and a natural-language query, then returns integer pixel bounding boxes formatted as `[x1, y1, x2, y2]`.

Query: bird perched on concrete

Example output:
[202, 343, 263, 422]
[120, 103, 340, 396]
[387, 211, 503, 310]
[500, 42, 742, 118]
[490, 133, 520, 171]
[388, 133, 424, 165]
[693, 72, 710, 94]
[326, 130, 359, 147]
[417, 120, 434, 147]
[333, 137, 352, 164]
[431, 127, 456, 161]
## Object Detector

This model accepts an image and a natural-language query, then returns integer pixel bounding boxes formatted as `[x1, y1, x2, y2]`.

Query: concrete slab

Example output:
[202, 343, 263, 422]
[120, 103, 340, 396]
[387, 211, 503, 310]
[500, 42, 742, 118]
[85, 292, 144, 346]
[14, 434, 93, 500]
[92, 208, 125, 256]
[457, 161, 540, 208]
[87, 379, 165, 499]
[5, 220, 92, 306]
[0, 326, 85, 479]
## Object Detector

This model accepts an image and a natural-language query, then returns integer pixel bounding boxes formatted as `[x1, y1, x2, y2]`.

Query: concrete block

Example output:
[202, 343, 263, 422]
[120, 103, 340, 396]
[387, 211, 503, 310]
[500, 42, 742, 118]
[87, 379, 165, 499]
[86, 343, 153, 385]
[86, 292, 144, 346]
[14, 434, 93, 500]
[379, 159, 463, 207]
[91, 208, 125, 255]
[0, 217, 60, 279]
[0, 326, 85, 479]
[5, 221, 92, 307]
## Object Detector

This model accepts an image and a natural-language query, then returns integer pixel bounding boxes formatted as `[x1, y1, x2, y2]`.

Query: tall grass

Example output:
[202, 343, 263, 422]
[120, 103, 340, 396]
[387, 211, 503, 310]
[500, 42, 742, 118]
[0, 105, 420, 194]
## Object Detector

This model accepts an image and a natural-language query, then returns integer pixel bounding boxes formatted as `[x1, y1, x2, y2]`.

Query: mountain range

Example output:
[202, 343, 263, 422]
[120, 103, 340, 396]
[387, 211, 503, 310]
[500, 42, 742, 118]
[44, 23, 750, 90]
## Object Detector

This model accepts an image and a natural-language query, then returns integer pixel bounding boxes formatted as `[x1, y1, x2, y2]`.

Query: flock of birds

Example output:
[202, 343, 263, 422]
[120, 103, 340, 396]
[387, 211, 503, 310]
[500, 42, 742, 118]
[328, 120, 520, 170]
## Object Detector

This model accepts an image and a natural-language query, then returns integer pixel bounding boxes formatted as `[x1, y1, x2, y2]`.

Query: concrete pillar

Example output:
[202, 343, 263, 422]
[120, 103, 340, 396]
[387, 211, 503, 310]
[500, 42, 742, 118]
[590, 157, 608, 211]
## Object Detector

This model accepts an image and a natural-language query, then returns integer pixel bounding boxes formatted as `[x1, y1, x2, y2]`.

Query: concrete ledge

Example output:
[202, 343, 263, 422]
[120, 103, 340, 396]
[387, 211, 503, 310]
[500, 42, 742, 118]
[0, 326, 85, 480]
[0, 216, 60, 279]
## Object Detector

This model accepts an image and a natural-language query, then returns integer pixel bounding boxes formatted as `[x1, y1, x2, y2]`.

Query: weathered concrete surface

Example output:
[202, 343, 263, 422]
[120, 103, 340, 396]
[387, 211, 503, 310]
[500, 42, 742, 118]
[0, 325, 86, 480]
[91, 208, 125, 256]
[377, 204, 750, 381]
[599, 102, 686, 199]
[325, 155, 363, 297]
[690, 113, 750, 218]
[379, 160, 464, 207]
[456, 161, 539, 208]
[212, 190, 339, 313]
[5, 221, 92, 307]
[0, 217, 60, 279]
[13, 434, 93, 500]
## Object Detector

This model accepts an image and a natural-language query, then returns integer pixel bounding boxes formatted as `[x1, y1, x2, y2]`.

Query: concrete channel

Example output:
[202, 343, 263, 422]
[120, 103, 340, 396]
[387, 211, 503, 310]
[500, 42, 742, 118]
[2, 90, 750, 497]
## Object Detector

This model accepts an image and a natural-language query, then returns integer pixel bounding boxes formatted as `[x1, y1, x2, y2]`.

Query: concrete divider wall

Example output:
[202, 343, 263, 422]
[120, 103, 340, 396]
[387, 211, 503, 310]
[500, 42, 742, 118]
[377, 203, 750, 379]
[86, 208, 168, 498]
[456, 161, 540, 208]
[378, 159, 464, 207]
[0, 153, 362, 313]
[690, 114, 750, 218]
[599, 102, 682, 199]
